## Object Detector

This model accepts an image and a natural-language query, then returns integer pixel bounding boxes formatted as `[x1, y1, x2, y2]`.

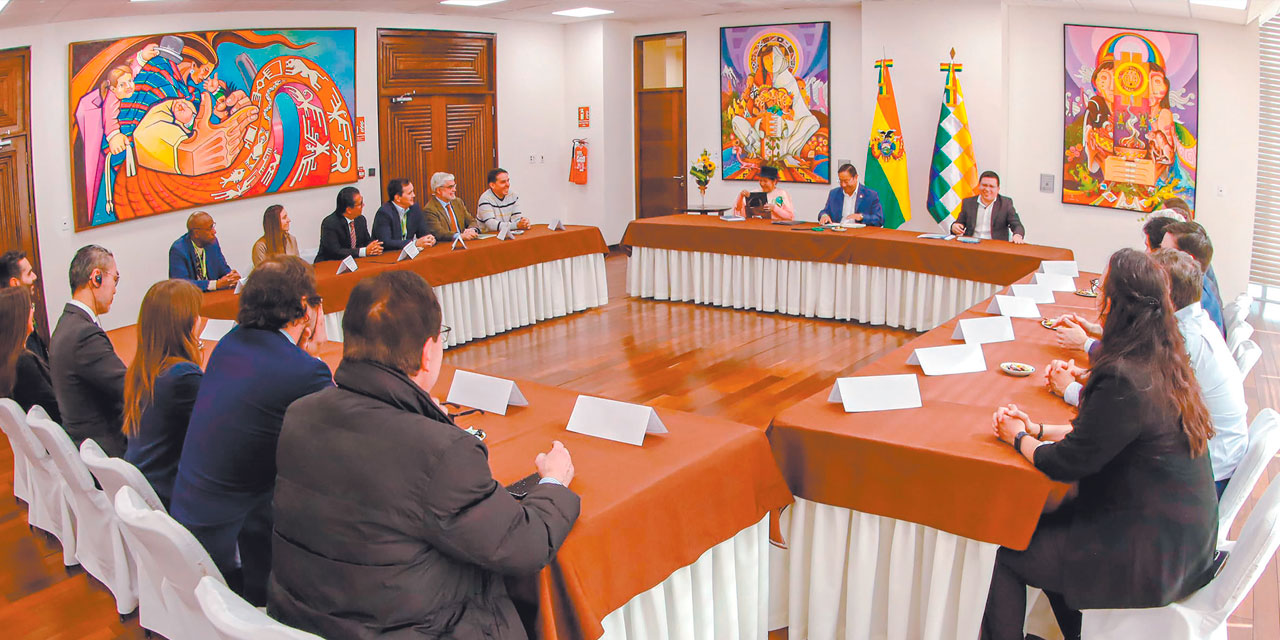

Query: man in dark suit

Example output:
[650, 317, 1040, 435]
[817, 163, 883, 226]
[1, 250, 48, 360]
[270, 270, 580, 639]
[316, 186, 384, 262]
[371, 178, 436, 252]
[49, 245, 127, 456]
[950, 171, 1025, 243]
[422, 171, 482, 242]
[169, 211, 240, 291]
[169, 255, 333, 605]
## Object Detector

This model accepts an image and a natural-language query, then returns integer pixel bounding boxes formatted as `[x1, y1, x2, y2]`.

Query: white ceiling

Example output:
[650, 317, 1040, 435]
[0, 0, 1275, 30]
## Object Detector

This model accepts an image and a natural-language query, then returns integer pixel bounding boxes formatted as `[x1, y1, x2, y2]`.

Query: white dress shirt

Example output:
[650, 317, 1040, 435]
[69, 299, 100, 327]
[842, 187, 859, 221]
[974, 197, 995, 240]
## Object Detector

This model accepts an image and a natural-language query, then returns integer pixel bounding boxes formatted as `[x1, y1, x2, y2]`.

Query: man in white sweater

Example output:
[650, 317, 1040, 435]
[476, 168, 532, 232]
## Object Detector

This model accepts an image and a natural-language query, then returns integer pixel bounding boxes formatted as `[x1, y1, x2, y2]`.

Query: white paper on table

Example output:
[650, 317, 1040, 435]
[451, 235, 468, 251]
[951, 315, 1015, 345]
[565, 395, 667, 446]
[199, 318, 236, 342]
[233, 276, 247, 295]
[985, 295, 1040, 318]
[1010, 283, 1056, 304]
[337, 255, 358, 274]
[1033, 272, 1076, 292]
[398, 242, 420, 262]
[1039, 260, 1080, 277]
[548, 219, 565, 231]
[446, 370, 528, 416]
[906, 343, 988, 376]
[827, 374, 922, 412]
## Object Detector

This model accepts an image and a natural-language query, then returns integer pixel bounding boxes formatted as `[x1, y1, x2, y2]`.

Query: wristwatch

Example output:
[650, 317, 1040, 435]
[1013, 431, 1029, 453]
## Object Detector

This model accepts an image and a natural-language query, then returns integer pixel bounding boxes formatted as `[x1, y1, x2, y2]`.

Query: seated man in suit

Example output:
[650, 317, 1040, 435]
[817, 163, 883, 226]
[1, 250, 48, 360]
[170, 255, 333, 605]
[476, 168, 532, 232]
[49, 245, 127, 456]
[1162, 221, 1226, 337]
[950, 171, 1025, 243]
[423, 172, 482, 242]
[270, 270, 580, 638]
[169, 212, 240, 291]
[317, 186, 384, 262]
[372, 178, 436, 252]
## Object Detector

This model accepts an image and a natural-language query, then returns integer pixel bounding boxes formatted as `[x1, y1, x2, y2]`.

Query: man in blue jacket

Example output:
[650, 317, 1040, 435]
[169, 211, 240, 291]
[818, 163, 883, 226]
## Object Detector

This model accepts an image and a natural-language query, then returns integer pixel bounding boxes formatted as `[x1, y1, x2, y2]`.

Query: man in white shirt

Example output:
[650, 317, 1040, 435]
[476, 168, 532, 232]
[950, 171, 1025, 243]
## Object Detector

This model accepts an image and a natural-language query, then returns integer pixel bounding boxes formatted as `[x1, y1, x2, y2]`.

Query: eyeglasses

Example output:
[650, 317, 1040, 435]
[107, 271, 121, 284]
[442, 183, 457, 190]
[439, 324, 452, 340]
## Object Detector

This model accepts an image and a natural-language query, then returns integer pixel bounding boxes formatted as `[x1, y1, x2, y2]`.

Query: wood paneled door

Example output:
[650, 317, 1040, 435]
[0, 48, 47, 340]
[377, 30, 497, 210]
[634, 33, 687, 219]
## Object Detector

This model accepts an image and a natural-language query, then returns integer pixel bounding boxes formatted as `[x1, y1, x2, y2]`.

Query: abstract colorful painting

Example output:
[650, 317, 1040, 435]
[1062, 25, 1198, 215]
[721, 22, 830, 183]
[69, 28, 357, 230]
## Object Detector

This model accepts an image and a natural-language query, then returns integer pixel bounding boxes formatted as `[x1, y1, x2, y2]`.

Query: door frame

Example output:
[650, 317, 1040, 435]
[633, 32, 687, 219]
[0, 47, 47, 339]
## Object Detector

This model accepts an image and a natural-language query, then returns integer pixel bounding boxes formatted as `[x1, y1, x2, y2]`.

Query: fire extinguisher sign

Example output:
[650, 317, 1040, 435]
[577, 106, 590, 128]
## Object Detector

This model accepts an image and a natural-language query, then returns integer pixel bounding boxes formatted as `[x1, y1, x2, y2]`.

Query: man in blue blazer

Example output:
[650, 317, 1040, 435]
[169, 211, 240, 291]
[818, 163, 883, 226]
[169, 255, 332, 605]
[371, 178, 437, 252]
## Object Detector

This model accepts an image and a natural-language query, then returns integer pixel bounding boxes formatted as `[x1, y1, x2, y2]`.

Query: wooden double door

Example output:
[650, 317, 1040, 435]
[0, 48, 48, 339]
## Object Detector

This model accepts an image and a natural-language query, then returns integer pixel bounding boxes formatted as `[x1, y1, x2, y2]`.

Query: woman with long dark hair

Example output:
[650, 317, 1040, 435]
[982, 248, 1218, 640]
[0, 287, 59, 422]
[252, 204, 299, 266]
[123, 279, 205, 508]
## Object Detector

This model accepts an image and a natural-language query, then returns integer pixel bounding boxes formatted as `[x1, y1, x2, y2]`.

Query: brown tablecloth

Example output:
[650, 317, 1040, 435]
[768, 273, 1102, 550]
[620, 215, 1074, 285]
[201, 225, 608, 319]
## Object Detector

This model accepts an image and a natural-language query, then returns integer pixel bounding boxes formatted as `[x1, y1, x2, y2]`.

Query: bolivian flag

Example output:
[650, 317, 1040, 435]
[864, 59, 911, 229]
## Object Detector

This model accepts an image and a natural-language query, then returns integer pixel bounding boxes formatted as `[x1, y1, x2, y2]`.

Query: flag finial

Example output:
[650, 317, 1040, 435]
[950, 47, 956, 60]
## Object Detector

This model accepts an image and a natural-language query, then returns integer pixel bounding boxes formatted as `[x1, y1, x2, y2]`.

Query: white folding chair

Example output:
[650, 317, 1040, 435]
[1222, 299, 1250, 331]
[1226, 320, 1253, 354]
[0, 402, 77, 565]
[80, 438, 166, 512]
[114, 485, 226, 640]
[1233, 339, 1261, 380]
[27, 414, 137, 615]
[1218, 409, 1280, 546]
[1080, 472, 1280, 639]
[195, 576, 324, 640]
[0, 400, 32, 505]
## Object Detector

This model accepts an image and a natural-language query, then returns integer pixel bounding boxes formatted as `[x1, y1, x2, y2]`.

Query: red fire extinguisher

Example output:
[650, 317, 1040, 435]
[569, 139, 588, 185]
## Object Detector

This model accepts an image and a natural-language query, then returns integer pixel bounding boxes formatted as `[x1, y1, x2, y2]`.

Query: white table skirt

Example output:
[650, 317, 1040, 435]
[600, 514, 770, 640]
[771, 498, 998, 640]
[320, 253, 609, 347]
[628, 247, 1000, 331]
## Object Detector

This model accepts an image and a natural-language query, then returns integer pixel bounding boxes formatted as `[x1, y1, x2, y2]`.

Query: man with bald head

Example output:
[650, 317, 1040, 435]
[170, 211, 240, 291]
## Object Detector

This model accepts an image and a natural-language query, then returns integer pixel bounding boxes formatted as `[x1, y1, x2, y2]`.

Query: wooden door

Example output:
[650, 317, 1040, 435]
[0, 48, 47, 340]
[377, 30, 496, 208]
[635, 33, 686, 219]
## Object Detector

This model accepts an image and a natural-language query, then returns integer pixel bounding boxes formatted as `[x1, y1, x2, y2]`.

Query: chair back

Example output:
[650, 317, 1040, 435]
[1227, 320, 1254, 354]
[26, 413, 97, 495]
[0, 399, 38, 501]
[1234, 340, 1261, 380]
[195, 576, 324, 640]
[1218, 409, 1280, 546]
[1185, 472, 1280, 625]
[80, 439, 166, 512]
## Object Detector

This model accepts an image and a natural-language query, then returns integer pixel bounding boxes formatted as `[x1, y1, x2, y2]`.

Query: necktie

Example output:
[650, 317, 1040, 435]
[348, 220, 357, 249]
[401, 212, 408, 238]
[193, 243, 206, 280]
[446, 203, 460, 235]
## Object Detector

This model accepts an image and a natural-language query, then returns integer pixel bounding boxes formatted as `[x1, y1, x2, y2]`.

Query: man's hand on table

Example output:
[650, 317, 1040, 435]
[950, 222, 966, 236]
[1053, 316, 1089, 352]
[517, 218, 532, 230]
[462, 228, 480, 241]
[1011, 234, 1025, 245]
[366, 239, 385, 256]
[415, 235, 436, 249]
[535, 440, 575, 487]
[215, 271, 241, 290]
[818, 214, 832, 225]
[1045, 359, 1083, 397]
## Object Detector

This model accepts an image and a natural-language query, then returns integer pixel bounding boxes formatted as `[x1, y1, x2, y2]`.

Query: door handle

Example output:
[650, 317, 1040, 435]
[672, 175, 685, 180]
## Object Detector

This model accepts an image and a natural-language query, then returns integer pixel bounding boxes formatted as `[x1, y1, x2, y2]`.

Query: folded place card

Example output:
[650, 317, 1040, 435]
[398, 241, 420, 262]
[199, 318, 236, 342]
[497, 221, 513, 241]
[1039, 260, 1080, 277]
[337, 255, 357, 274]
[446, 370, 528, 416]
[233, 276, 247, 295]
[827, 374, 922, 412]
[951, 315, 1015, 345]
[451, 235, 468, 251]
[549, 219, 565, 231]
[1010, 283, 1056, 304]
[985, 295, 1040, 318]
[565, 395, 667, 446]
[1032, 272, 1076, 292]
[906, 343, 988, 376]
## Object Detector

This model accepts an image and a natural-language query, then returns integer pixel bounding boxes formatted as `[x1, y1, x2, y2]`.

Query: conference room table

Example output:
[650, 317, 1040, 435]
[766, 272, 1101, 640]
[200, 224, 610, 348]
[622, 215, 1075, 331]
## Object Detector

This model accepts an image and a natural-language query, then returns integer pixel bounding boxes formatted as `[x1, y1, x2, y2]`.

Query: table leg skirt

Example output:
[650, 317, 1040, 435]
[771, 498, 997, 640]
[599, 514, 770, 640]
[628, 248, 999, 331]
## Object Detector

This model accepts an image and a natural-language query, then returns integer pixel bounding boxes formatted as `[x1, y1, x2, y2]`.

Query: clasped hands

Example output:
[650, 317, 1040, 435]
[214, 270, 242, 290]
[991, 403, 1032, 445]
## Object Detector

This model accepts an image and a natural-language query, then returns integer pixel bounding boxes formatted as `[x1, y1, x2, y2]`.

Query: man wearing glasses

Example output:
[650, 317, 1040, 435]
[422, 171, 482, 242]
[169, 211, 241, 291]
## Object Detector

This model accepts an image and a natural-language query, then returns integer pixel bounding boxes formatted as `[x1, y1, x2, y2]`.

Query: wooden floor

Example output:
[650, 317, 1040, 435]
[0, 250, 1277, 638]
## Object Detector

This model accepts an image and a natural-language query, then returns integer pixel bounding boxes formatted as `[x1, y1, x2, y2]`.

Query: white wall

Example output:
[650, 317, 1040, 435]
[0, 11, 568, 329]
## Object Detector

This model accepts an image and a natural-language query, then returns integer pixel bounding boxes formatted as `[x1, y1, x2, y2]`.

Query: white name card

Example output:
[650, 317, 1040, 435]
[1010, 283, 1055, 304]
[451, 235, 468, 251]
[1039, 260, 1080, 277]
[445, 370, 528, 416]
[1033, 272, 1076, 292]
[827, 374, 922, 412]
[906, 343, 987, 376]
[565, 395, 667, 446]
[497, 221, 513, 241]
[986, 295, 1040, 318]
[233, 276, 247, 295]
[398, 241, 420, 262]
[549, 219, 565, 231]
[337, 255, 358, 274]
[199, 318, 236, 342]
[951, 315, 1015, 345]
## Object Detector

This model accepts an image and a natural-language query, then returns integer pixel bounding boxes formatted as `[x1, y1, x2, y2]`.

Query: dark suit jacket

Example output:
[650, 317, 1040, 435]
[49, 303, 127, 456]
[819, 184, 884, 226]
[169, 233, 232, 290]
[124, 361, 202, 509]
[955, 195, 1025, 242]
[316, 212, 373, 262]
[371, 201, 432, 251]
[422, 197, 481, 241]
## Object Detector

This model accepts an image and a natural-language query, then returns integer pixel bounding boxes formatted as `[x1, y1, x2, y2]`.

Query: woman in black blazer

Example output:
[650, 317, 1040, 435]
[0, 287, 60, 423]
[982, 248, 1218, 640]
